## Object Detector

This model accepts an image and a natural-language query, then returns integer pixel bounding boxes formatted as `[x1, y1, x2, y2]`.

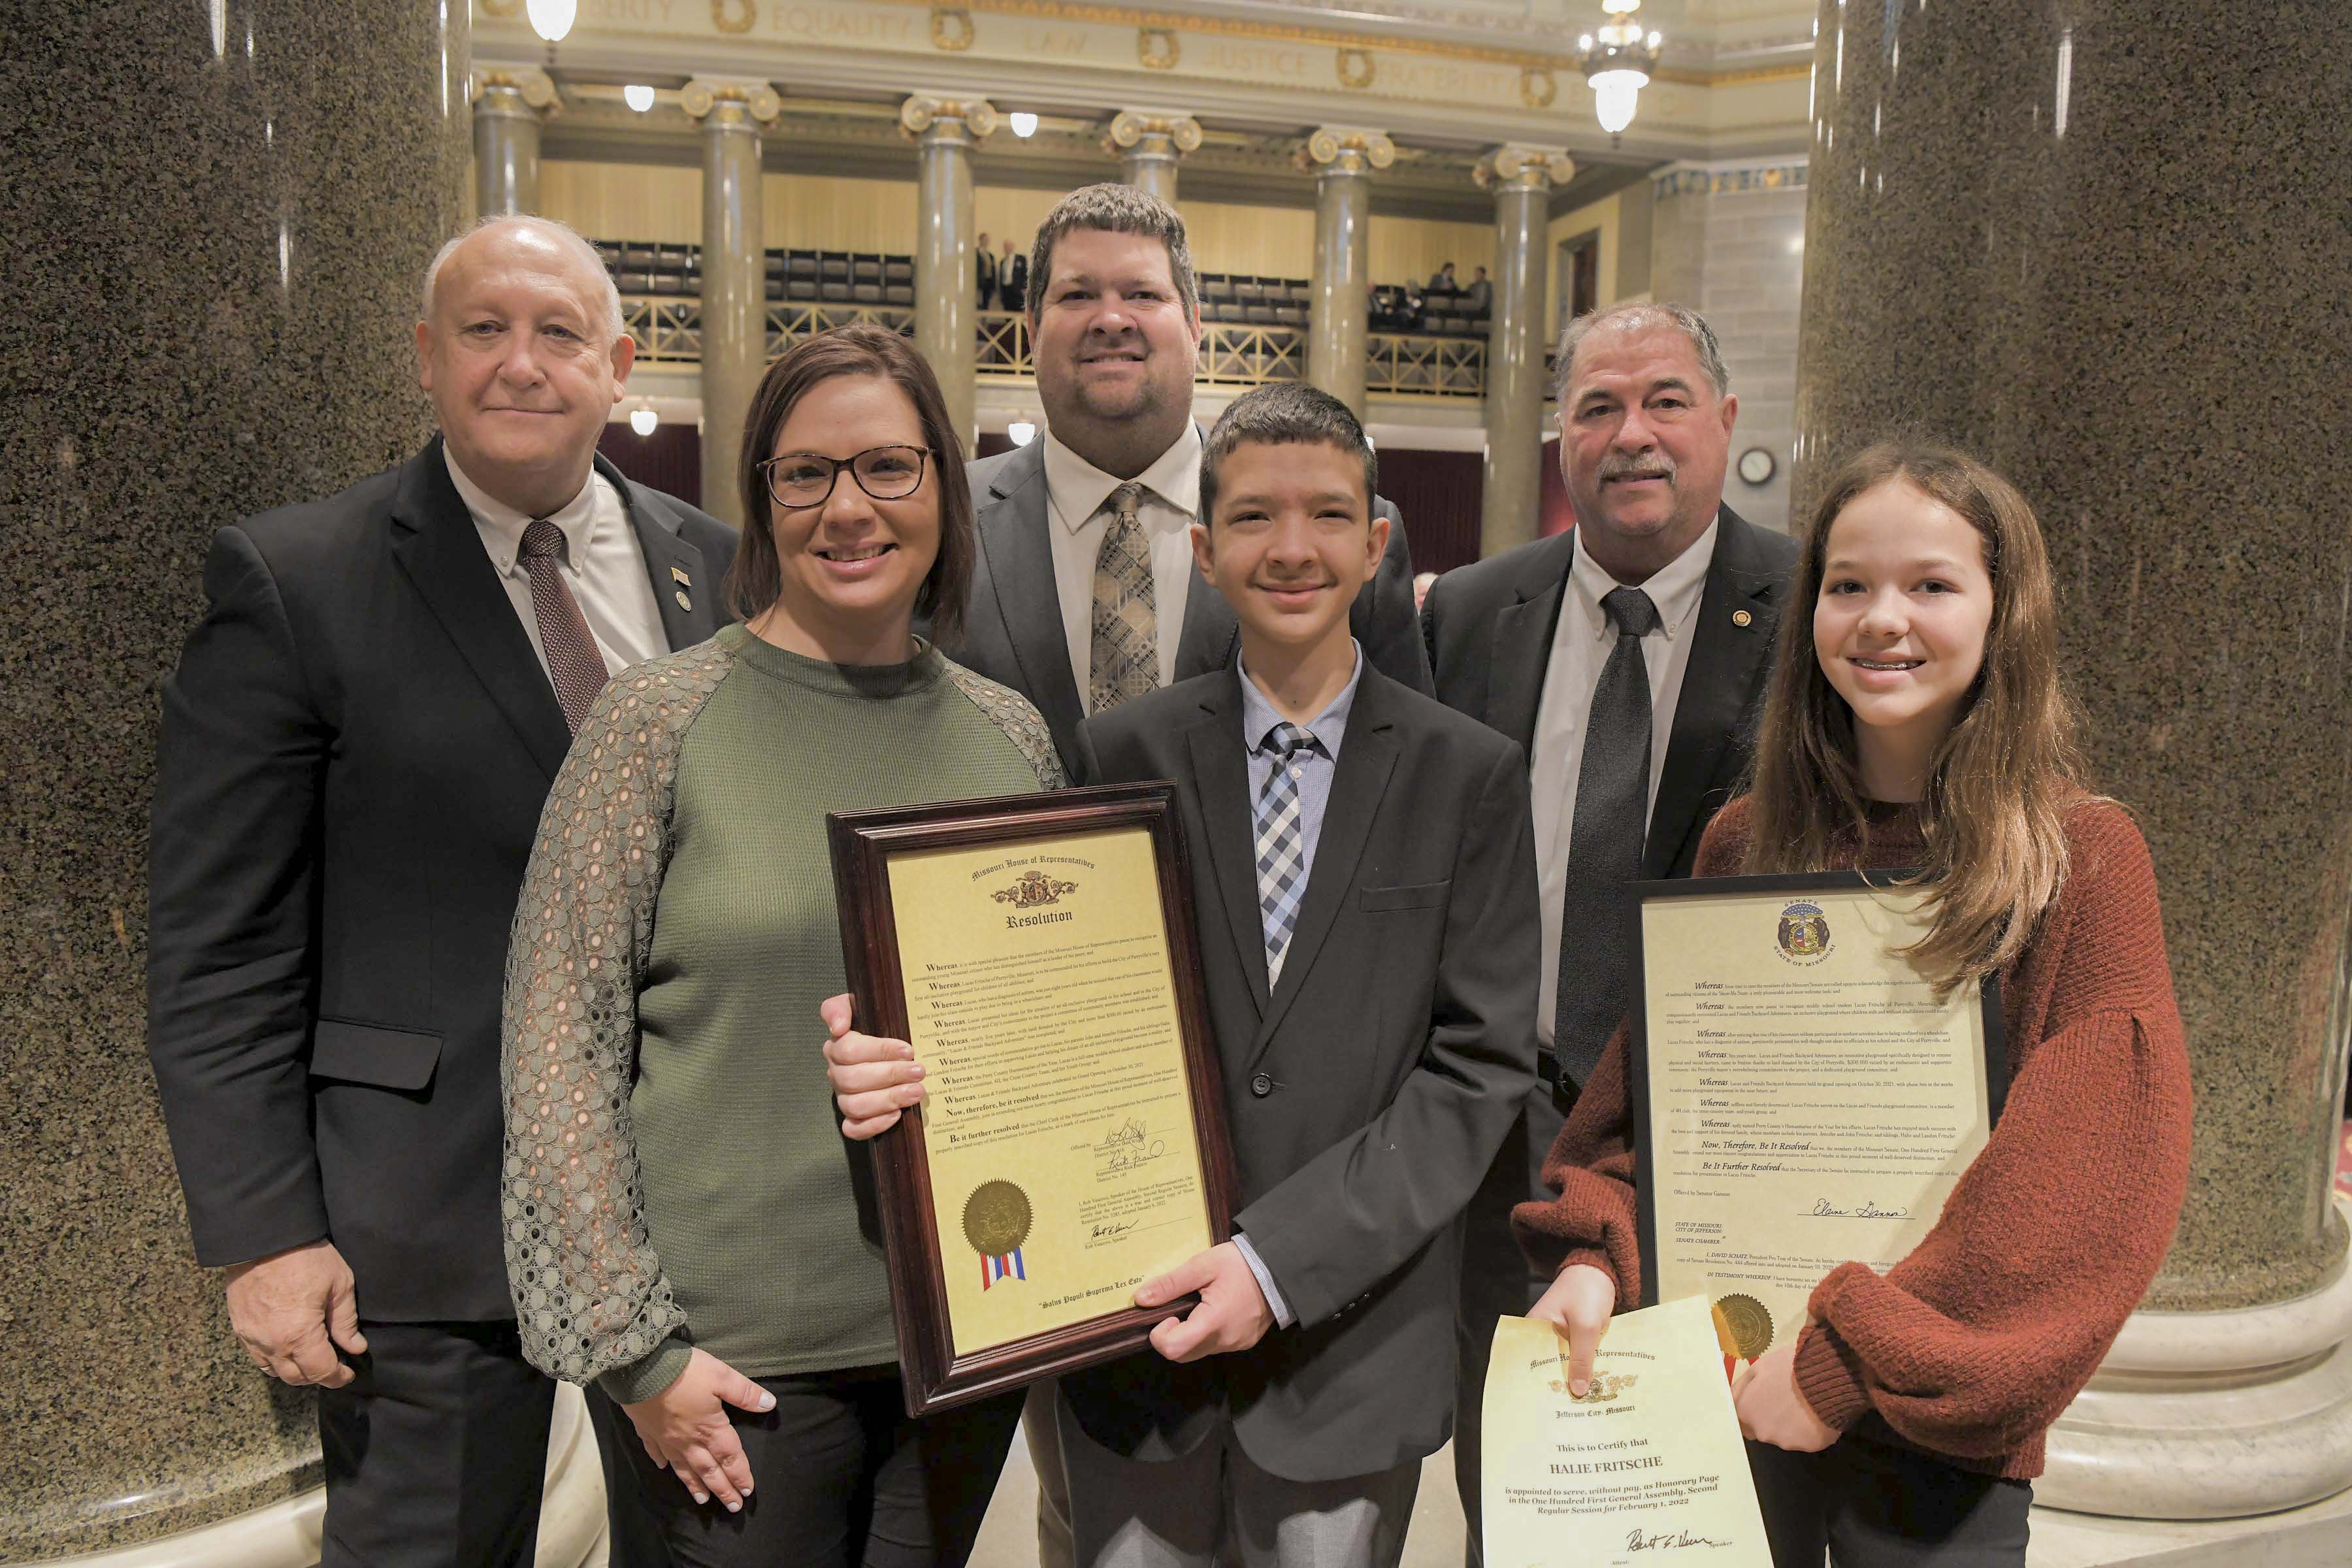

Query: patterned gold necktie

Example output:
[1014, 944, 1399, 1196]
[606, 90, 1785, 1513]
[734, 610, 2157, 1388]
[1088, 481, 1158, 713]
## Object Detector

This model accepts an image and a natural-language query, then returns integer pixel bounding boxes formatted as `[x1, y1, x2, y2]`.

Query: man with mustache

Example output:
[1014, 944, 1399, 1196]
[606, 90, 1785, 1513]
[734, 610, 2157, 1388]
[1420, 302, 1798, 1565]
[951, 182, 1428, 780]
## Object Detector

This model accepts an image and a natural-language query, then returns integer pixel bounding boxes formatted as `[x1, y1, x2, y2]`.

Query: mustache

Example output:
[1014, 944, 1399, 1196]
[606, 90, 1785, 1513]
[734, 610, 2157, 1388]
[1597, 452, 1676, 483]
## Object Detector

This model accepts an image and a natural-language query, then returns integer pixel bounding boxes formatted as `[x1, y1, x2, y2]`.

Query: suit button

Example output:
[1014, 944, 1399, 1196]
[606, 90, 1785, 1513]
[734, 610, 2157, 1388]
[1250, 1072, 1273, 1097]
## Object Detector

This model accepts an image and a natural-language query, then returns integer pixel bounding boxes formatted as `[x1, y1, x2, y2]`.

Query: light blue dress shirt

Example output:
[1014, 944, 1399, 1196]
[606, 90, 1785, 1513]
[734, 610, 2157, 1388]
[1228, 641, 1365, 1328]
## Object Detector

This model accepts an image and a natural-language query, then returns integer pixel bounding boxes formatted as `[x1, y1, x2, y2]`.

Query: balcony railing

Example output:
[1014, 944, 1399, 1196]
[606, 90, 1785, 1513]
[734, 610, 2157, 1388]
[619, 297, 1484, 397]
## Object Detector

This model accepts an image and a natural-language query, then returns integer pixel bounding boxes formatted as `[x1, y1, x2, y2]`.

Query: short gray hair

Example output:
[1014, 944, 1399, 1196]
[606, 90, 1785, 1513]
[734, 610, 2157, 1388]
[421, 215, 626, 345]
[1551, 301, 1729, 402]
[1026, 183, 1199, 323]
[1200, 382, 1377, 523]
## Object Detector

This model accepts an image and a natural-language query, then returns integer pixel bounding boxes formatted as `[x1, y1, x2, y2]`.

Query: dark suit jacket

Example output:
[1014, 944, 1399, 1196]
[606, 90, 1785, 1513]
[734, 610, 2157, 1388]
[146, 438, 738, 1322]
[977, 249, 1000, 308]
[1063, 664, 1539, 1482]
[1002, 253, 1029, 312]
[952, 433, 1433, 773]
[1421, 506, 1799, 883]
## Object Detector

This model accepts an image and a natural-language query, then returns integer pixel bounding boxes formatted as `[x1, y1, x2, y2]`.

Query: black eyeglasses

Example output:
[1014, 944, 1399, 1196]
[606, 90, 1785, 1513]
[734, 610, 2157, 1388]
[757, 445, 933, 510]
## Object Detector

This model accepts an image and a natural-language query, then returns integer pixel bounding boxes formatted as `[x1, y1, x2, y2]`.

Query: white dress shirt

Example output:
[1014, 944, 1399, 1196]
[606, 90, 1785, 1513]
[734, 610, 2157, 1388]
[1040, 422, 1203, 708]
[1530, 519, 1718, 1049]
[445, 448, 670, 681]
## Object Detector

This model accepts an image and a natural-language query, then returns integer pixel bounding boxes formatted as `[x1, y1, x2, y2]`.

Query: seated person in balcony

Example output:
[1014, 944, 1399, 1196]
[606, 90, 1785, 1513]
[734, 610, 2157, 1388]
[1427, 260, 1458, 294]
[1463, 265, 1492, 315]
[939, 180, 1434, 1568]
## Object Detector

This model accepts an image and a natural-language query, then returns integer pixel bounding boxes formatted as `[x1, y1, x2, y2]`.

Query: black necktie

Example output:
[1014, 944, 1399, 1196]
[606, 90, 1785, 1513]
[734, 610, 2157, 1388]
[1553, 585, 1661, 1105]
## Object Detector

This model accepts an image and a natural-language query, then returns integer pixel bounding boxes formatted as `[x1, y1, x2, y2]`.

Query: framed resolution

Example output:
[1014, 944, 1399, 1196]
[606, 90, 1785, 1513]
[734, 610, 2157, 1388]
[828, 783, 1241, 1417]
[1627, 871, 2007, 1364]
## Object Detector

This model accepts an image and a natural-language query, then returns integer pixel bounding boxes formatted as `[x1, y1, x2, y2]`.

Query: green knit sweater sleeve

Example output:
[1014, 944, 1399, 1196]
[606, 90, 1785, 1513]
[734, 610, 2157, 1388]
[501, 638, 736, 1394]
[946, 661, 1068, 789]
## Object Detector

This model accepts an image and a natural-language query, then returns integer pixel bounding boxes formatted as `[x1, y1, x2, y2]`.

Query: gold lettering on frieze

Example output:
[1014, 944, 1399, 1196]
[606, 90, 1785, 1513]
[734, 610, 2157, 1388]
[1200, 40, 1307, 79]
[1022, 27, 1091, 57]
[578, 0, 681, 24]
[776, 1, 919, 45]
[1377, 56, 1515, 102]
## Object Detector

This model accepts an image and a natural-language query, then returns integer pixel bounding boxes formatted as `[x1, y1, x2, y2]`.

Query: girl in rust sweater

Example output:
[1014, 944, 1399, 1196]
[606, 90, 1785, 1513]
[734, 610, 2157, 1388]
[1514, 442, 2193, 1567]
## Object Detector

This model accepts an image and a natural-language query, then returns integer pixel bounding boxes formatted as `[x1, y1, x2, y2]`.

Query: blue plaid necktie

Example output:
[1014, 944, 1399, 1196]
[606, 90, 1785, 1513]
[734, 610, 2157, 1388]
[1253, 721, 1322, 984]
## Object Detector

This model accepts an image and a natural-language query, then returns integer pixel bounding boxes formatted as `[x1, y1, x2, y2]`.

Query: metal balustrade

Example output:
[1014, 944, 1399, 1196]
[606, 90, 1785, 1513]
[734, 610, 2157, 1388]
[619, 297, 1484, 397]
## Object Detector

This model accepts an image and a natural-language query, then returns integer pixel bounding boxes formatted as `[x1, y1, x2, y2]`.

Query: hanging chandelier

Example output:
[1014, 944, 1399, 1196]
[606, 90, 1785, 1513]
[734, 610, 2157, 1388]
[1577, 0, 1662, 140]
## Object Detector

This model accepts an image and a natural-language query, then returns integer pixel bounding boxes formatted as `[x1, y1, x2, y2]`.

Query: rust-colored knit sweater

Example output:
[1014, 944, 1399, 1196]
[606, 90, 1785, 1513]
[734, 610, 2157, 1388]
[1512, 793, 2194, 1480]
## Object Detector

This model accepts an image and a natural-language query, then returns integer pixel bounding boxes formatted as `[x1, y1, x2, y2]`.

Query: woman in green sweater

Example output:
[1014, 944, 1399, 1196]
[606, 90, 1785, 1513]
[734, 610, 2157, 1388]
[501, 324, 1059, 1566]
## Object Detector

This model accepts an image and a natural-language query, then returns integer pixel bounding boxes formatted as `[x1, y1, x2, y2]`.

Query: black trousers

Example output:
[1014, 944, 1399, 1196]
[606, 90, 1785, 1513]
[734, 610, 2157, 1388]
[1746, 1435, 2033, 1568]
[611, 1366, 1023, 1568]
[1453, 1086, 1565, 1568]
[316, 1320, 555, 1568]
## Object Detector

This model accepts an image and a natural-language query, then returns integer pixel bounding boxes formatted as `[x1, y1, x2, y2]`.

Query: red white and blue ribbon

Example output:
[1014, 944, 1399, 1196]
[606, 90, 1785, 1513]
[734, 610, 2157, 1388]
[981, 1249, 1026, 1290]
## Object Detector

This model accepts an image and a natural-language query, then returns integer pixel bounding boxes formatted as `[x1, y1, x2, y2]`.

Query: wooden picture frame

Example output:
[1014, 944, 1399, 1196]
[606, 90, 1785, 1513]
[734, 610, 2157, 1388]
[828, 782, 1241, 1416]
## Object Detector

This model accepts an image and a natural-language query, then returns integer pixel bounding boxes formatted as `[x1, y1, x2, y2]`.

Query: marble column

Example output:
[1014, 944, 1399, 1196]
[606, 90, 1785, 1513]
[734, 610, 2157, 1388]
[1796, 0, 2352, 1523]
[1103, 109, 1201, 206]
[683, 77, 780, 529]
[1477, 144, 1575, 559]
[1299, 127, 1393, 419]
[470, 67, 555, 216]
[903, 95, 998, 454]
[5, 2, 470, 1558]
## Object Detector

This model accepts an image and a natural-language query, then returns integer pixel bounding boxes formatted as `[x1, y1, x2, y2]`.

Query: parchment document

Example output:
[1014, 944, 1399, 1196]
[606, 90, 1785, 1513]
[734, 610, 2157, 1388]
[887, 825, 1213, 1356]
[1639, 883, 1992, 1361]
[1482, 1299, 1771, 1568]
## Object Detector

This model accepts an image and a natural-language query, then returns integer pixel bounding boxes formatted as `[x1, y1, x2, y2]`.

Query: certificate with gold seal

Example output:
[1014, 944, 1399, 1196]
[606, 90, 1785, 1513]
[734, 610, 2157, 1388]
[1629, 873, 2007, 1365]
[829, 783, 1241, 1416]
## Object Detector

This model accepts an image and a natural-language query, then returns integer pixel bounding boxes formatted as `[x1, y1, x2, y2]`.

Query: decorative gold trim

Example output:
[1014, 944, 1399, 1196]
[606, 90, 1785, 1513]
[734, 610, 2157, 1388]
[930, 7, 976, 50]
[478, 0, 524, 15]
[1521, 67, 1557, 108]
[1475, 143, 1575, 193]
[1107, 109, 1202, 153]
[1137, 26, 1179, 69]
[901, 93, 1001, 139]
[1302, 125, 1395, 172]
[711, 0, 757, 34]
[1335, 47, 1375, 90]
[683, 77, 783, 123]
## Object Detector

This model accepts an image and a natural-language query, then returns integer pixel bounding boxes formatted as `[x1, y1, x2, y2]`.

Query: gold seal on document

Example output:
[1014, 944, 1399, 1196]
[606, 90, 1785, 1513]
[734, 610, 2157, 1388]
[1774, 901, 1833, 965]
[1713, 1294, 1774, 1358]
[963, 1180, 1034, 1257]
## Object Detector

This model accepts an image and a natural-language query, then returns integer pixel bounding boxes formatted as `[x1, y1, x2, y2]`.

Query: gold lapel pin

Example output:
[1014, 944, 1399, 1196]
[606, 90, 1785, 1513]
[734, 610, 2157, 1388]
[675, 588, 693, 611]
[1731, 609, 1753, 628]
[672, 566, 692, 587]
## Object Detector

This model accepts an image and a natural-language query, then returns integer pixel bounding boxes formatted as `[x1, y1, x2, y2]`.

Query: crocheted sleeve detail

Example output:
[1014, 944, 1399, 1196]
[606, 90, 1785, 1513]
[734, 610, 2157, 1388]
[945, 662, 1068, 790]
[501, 638, 736, 1384]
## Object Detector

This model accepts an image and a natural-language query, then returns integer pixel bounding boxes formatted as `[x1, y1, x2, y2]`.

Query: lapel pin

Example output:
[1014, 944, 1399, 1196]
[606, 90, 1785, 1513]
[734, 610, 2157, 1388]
[675, 588, 693, 611]
[1731, 609, 1753, 628]
[672, 566, 692, 586]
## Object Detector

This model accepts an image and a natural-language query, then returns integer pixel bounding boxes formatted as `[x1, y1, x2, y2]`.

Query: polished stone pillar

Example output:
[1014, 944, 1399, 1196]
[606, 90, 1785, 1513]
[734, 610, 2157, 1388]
[470, 67, 555, 216]
[1796, 0, 2352, 1526]
[1477, 144, 1575, 559]
[684, 77, 780, 529]
[903, 95, 998, 453]
[5, 1, 469, 1557]
[1104, 109, 1201, 206]
[1300, 126, 1393, 418]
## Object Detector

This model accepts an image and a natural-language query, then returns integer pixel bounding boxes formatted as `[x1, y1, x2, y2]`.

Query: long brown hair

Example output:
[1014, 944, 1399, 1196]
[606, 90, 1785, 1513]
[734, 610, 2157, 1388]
[1744, 442, 2091, 989]
[723, 323, 974, 642]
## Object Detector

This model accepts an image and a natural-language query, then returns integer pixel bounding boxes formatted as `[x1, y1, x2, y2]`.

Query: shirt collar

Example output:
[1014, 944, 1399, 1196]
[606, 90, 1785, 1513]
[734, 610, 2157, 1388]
[444, 445, 602, 573]
[1567, 515, 1720, 640]
[1238, 640, 1365, 759]
[1041, 421, 1203, 534]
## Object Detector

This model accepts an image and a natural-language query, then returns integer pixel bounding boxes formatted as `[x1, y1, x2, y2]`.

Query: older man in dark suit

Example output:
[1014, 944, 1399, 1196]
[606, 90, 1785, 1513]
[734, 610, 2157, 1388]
[146, 215, 737, 1567]
[1422, 301, 1799, 1565]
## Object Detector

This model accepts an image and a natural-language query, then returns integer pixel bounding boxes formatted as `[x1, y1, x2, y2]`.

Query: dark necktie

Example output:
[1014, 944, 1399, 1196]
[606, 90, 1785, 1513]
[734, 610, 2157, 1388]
[1553, 585, 1661, 1103]
[519, 517, 611, 735]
